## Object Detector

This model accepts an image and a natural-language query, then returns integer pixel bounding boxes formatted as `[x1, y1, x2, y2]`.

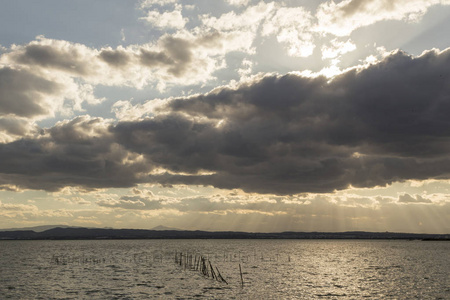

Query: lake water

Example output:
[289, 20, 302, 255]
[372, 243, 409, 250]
[0, 239, 449, 299]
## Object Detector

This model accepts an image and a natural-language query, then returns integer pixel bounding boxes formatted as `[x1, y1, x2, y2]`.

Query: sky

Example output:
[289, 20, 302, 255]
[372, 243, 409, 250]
[0, 0, 450, 233]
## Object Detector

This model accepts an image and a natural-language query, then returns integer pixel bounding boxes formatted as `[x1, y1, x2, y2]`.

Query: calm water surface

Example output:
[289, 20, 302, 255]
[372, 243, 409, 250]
[0, 239, 448, 299]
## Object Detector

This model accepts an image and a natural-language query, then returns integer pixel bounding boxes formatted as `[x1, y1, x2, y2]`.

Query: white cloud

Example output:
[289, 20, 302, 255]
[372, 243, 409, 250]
[141, 4, 188, 29]
[73, 216, 102, 225]
[0, 200, 38, 218]
[237, 58, 254, 79]
[225, 0, 251, 6]
[111, 98, 170, 120]
[56, 197, 91, 205]
[201, 2, 316, 57]
[201, 2, 275, 32]
[321, 39, 356, 59]
[398, 193, 432, 204]
[140, 0, 177, 8]
[0, 201, 38, 212]
[316, 0, 450, 36]
[261, 6, 315, 57]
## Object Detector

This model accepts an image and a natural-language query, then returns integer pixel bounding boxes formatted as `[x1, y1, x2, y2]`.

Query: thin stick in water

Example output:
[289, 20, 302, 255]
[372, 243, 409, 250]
[215, 266, 228, 284]
[239, 263, 244, 287]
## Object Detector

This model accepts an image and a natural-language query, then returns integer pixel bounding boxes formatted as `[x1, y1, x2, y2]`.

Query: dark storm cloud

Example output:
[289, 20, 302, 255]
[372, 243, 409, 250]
[1, 49, 450, 194]
[0, 117, 152, 191]
[0, 67, 58, 117]
[114, 48, 450, 194]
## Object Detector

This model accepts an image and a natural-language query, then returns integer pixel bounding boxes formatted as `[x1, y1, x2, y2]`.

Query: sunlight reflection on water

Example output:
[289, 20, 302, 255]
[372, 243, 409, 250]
[0, 239, 448, 299]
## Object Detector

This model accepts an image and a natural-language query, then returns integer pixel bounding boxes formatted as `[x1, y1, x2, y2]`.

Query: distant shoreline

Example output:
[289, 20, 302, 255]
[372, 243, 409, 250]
[1, 227, 449, 241]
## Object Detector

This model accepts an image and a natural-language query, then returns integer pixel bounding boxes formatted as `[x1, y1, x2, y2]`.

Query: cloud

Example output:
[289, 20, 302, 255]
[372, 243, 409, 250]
[11, 42, 95, 76]
[2, 33, 247, 91]
[97, 196, 161, 210]
[0, 117, 37, 143]
[99, 48, 130, 67]
[202, 2, 274, 32]
[398, 194, 432, 203]
[96, 191, 284, 214]
[0, 63, 102, 141]
[0, 200, 39, 219]
[0, 67, 60, 118]
[198, 1, 275, 57]
[0, 201, 38, 212]
[91, 187, 448, 234]
[0, 116, 152, 191]
[141, 4, 188, 29]
[113, 47, 450, 194]
[194, 1, 450, 60]
[321, 39, 356, 59]
[200, 2, 316, 57]
[316, 0, 450, 36]
[226, 0, 251, 6]
[0, 30, 253, 141]
[0, 38, 107, 122]
[0, 48, 450, 195]
[140, 0, 177, 8]
[56, 196, 91, 205]
[261, 6, 315, 57]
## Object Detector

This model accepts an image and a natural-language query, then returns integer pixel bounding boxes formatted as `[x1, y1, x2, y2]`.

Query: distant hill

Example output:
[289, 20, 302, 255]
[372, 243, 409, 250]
[151, 225, 180, 231]
[1, 224, 176, 232]
[0, 227, 448, 240]
[0, 225, 81, 232]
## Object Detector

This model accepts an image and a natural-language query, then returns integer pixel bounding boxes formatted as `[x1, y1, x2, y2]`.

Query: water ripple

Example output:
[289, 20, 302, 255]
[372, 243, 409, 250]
[0, 239, 448, 299]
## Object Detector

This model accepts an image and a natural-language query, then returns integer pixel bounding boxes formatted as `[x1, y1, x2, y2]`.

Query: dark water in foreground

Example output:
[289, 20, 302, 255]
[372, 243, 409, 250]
[0, 239, 448, 299]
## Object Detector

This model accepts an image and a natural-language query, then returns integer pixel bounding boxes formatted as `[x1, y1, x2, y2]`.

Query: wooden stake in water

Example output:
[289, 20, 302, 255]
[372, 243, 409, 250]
[209, 261, 216, 280]
[239, 263, 244, 287]
[215, 267, 228, 284]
